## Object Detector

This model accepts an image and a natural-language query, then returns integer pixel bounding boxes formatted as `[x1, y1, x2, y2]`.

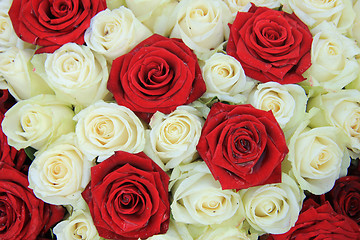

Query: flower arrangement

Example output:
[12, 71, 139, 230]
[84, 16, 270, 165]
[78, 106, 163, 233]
[0, 0, 359, 239]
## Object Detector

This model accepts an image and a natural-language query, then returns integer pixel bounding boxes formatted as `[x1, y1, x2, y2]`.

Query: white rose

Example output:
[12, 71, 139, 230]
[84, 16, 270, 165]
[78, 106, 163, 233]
[1, 94, 75, 150]
[223, 0, 280, 20]
[169, 0, 232, 53]
[197, 226, 256, 240]
[308, 89, 360, 155]
[74, 100, 145, 162]
[147, 219, 193, 240]
[31, 43, 110, 107]
[0, 47, 53, 100]
[144, 106, 204, 170]
[53, 207, 100, 240]
[284, 0, 355, 34]
[84, 7, 152, 61]
[28, 133, 93, 205]
[285, 115, 350, 195]
[303, 22, 360, 92]
[170, 161, 245, 226]
[202, 53, 255, 103]
[0, 1, 20, 51]
[126, 0, 178, 36]
[240, 173, 304, 234]
[248, 82, 307, 134]
[352, 0, 360, 47]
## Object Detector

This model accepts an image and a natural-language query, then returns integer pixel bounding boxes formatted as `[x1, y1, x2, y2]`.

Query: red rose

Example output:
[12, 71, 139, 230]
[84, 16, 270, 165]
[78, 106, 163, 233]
[8, 0, 107, 53]
[325, 176, 360, 225]
[196, 102, 288, 190]
[0, 162, 65, 240]
[0, 113, 27, 172]
[107, 34, 206, 122]
[0, 90, 16, 115]
[226, 4, 312, 84]
[82, 151, 170, 240]
[270, 199, 360, 240]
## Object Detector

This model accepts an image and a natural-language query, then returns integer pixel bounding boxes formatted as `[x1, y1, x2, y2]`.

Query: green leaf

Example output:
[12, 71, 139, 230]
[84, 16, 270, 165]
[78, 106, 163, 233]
[24, 146, 36, 161]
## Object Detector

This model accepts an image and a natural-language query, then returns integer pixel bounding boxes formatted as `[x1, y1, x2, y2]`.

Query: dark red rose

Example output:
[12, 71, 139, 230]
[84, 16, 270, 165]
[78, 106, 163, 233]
[8, 0, 107, 53]
[270, 199, 360, 240]
[226, 4, 312, 84]
[0, 113, 27, 172]
[107, 34, 206, 123]
[0, 90, 16, 115]
[196, 102, 288, 190]
[82, 151, 170, 240]
[325, 175, 360, 225]
[0, 162, 65, 240]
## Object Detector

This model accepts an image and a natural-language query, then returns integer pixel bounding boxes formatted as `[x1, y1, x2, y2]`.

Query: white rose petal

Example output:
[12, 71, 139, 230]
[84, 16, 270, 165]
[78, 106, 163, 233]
[84, 7, 152, 61]
[202, 53, 255, 103]
[303, 22, 360, 91]
[286, 118, 350, 195]
[0, 2, 20, 51]
[169, 0, 232, 53]
[240, 173, 305, 234]
[74, 100, 145, 161]
[144, 106, 204, 170]
[1, 94, 75, 150]
[224, 0, 280, 20]
[147, 219, 193, 240]
[170, 161, 245, 226]
[28, 133, 93, 205]
[284, 0, 355, 34]
[308, 89, 360, 155]
[248, 82, 307, 134]
[31, 43, 110, 107]
[53, 207, 100, 240]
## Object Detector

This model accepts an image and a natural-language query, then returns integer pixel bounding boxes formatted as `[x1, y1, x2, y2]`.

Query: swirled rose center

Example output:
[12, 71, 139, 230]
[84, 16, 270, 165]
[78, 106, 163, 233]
[50, 0, 73, 18]
[72, 222, 88, 239]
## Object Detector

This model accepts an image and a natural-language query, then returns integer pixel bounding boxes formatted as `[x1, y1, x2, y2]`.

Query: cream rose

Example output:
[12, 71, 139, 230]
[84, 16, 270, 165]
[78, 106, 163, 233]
[74, 100, 145, 162]
[28, 133, 93, 205]
[303, 22, 360, 92]
[285, 116, 350, 195]
[240, 173, 304, 234]
[0, 1, 20, 51]
[352, 0, 360, 47]
[202, 53, 254, 103]
[84, 7, 152, 61]
[126, 0, 178, 36]
[308, 89, 360, 155]
[144, 106, 204, 170]
[147, 219, 193, 240]
[0, 47, 53, 100]
[170, 161, 245, 226]
[284, 0, 355, 34]
[53, 207, 100, 240]
[248, 82, 307, 134]
[224, 0, 280, 20]
[31, 43, 110, 107]
[1, 94, 75, 150]
[197, 226, 257, 240]
[169, 0, 232, 53]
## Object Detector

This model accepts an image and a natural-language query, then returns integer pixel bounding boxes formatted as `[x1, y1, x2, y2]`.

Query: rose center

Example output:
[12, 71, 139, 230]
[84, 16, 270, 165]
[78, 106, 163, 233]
[72, 222, 88, 239]
[50, 0, 73, 18]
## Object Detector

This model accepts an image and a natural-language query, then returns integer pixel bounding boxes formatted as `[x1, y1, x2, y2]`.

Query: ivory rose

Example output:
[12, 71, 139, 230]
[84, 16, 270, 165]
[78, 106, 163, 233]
[169, 0, 232, 53]
[1, 94, 75, 150]
[74, 100, 145, 162]
[0, 1, 20, 51]
[240, 173, 305, 234]
[32, 43, 110, 107]
[84, 7, 152, 61]
[248, 82, 307, 133]
[53, 206, 100, 240]
[170, 161, 245, 226]
[307, 89, 360, 155]
[202, 53, 255, 103]
[144, 105, 204, 170]
[224, 0, 281, 20]
[0, 47, 52, 100]
[283, 0, 355, 34]
[303, 22, 360, 91]
[285, 118, 350, 195]
[28, 133, 93, 205]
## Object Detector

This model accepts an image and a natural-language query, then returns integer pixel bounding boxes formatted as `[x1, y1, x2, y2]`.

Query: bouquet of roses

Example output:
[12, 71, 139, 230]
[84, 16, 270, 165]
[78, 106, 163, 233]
[0, 0, 359, 239]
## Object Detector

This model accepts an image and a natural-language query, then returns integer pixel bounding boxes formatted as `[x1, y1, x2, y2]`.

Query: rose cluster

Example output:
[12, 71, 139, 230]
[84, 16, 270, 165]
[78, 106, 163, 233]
[0, 0, 360, 240]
